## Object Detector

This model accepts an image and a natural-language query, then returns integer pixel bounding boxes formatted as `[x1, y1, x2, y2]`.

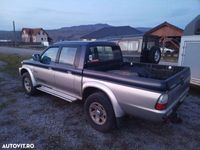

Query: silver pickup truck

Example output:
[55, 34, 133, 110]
[19, 41, 190, 132]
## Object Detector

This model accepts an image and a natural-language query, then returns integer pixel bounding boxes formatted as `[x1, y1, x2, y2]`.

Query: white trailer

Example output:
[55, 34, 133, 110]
[178, 15, 200, 86]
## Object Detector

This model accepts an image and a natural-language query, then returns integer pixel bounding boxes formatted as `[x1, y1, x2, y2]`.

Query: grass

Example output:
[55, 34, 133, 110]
[0, 54, 29, 77]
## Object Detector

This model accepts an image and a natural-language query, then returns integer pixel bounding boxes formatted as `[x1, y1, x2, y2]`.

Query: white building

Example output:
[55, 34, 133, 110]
[21, 28, 49, 43]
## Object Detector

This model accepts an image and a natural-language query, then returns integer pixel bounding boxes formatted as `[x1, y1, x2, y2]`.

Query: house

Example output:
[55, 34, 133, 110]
[81, 26, 145, 62]
[82, 22, 183, 52]
[82, 22, 183, 63]
[81, 26, 142, 41]
[21, 28, 49, 43]
[183, 15, 200, 35]
[145, 22, 183, 51]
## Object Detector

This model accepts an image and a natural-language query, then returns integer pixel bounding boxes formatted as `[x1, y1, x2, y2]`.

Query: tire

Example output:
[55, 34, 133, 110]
[148, 46, 161, 64]
[84, 92, 116, 132]
[22, 72, 37, 95]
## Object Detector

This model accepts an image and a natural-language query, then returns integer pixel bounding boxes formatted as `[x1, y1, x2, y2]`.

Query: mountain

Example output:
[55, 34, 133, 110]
[81, 26, 142, 39]
[0, 24, 152, 42]
[0, 24, 110, 42]
[0, 31, 21, 41]
[135, 27, 152, 33]
[47, 24, 110, 41]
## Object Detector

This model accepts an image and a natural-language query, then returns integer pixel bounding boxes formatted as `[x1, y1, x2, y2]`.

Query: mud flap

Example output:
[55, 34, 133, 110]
[168, 112, 182, 124]
[164, 101, 183, 124]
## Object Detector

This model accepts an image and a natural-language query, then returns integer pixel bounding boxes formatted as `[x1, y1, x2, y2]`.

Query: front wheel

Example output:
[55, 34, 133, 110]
[84, 92, 116, 132]
[22, 73, 37, 95]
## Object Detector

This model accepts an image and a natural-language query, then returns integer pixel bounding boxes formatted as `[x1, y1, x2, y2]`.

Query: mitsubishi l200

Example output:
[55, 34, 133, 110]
[19, 41, 190, 132]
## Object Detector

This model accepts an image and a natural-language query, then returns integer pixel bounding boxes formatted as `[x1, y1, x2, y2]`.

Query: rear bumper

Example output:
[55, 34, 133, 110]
[124, 87, 189, 121]
[146, 88, 189, 121]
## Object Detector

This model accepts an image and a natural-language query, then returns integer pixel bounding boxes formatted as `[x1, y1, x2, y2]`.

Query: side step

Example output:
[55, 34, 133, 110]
[37, 86, 77, 102]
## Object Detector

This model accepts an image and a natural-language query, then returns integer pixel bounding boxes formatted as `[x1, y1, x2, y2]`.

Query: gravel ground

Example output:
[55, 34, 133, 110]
[0, 61, 200, 150]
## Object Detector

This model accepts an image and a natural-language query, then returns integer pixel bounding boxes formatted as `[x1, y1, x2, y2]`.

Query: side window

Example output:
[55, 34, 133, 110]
[59, 47, 77, 65]
[103, 46, 114, 60]
[41, 47, 59, 64]
[88, 46, 121, 62]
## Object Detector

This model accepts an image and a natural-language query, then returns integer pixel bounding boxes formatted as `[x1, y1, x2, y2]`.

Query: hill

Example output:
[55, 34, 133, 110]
[135, 27, 152, 33]
[47, 24, 110, 41]
[0, 24, 110, 42]
[0, 24, 151, 42]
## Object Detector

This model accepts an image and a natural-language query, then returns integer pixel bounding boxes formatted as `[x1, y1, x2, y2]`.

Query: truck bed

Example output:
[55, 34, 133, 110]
[107, 63, 183, 80]
[85, 62, 190, 92]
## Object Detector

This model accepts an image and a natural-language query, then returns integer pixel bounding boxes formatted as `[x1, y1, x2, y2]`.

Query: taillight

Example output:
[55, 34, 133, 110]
[155, 94, 168, 110]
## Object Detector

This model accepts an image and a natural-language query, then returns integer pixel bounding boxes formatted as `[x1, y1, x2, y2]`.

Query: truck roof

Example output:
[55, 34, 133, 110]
[53, 41, 118, 47]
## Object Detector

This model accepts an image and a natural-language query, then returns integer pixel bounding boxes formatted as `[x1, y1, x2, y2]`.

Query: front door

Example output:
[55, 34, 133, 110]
[33, 47, 59, 87]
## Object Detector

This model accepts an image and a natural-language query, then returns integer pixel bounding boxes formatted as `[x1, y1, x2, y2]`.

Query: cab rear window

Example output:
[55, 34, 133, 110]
[88, 46, 121, 63]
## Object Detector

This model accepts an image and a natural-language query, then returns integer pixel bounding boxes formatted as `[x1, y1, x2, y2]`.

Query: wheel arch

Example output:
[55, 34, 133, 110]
[20, 67, 37, 87]
[82, 82, 125, 118]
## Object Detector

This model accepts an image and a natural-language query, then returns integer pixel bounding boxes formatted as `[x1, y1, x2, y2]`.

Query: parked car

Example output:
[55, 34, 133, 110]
[161, 47, 175, 55]
[19, 41, 190, 132]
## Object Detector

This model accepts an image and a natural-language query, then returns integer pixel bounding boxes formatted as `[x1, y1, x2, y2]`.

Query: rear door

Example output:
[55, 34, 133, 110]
[54, 46, 82, 96]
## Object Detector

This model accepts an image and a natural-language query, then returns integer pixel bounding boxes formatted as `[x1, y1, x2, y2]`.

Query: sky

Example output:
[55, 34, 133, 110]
[0, 0, 200, 30]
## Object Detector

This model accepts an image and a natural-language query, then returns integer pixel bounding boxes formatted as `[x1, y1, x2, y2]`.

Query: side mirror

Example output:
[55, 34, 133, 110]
[32, 54, 41, 61]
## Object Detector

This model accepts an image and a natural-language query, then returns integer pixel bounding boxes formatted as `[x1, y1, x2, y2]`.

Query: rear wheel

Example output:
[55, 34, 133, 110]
[22, 73, 37, 95]
[84, 92, 116, 132]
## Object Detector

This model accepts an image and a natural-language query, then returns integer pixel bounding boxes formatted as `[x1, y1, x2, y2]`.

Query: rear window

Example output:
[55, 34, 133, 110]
[88, 46, 121, 63]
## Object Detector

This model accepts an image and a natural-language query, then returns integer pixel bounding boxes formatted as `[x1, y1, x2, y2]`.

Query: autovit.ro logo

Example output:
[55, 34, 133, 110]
[2, 144, 34, 149]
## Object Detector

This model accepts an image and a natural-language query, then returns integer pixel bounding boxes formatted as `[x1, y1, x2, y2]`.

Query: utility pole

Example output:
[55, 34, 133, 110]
[13, 21, 16, 47]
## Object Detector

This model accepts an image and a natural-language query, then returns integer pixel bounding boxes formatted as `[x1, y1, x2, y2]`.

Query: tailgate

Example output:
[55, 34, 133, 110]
[165, 67, 190, 90]
[166, 67, 190, 106]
